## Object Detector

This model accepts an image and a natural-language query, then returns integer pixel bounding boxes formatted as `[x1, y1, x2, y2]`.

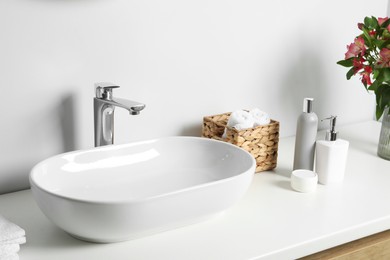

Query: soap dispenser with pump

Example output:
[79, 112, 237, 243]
[315, 116, 349, 185]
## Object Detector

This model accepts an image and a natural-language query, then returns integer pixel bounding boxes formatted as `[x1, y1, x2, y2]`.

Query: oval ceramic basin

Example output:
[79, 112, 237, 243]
[30, 137, 255, 243]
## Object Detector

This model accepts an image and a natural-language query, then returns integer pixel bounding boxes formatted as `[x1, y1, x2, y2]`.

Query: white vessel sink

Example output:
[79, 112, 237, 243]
[30, 137, 255, 243]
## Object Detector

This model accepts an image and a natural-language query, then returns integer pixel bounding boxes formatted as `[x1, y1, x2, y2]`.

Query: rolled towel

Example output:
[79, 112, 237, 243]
[1, 237, 26, 245]
[227, 110, 255, 130]
[250, 108, 271, 126]
[222, 110, 255, 138]
[0, 215, 25, 244]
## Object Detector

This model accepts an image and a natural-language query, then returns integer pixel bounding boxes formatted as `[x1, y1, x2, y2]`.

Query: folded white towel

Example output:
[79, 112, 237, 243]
[0, 215, 25, 260]
[1, 254, 19, 260]
[250, 108, 271, 126]
[0, 244, 20, 257]
[0, 215, 25, 244]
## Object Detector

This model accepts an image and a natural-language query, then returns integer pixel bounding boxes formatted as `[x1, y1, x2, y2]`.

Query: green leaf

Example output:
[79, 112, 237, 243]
[376, 86, 381, 103]
[373, 38, 385, 48]
[375, 86, 383, 119]
[376, 104, 385, 120]
[380, 85, 390, 107]
[383, 39, 390, 48]
[375, 84, 390, 119]
[364, 16, 373, 28]
[373, 69, 380, 79]
[375, 69, 384, 82]
[337, 58, 354, 67]
[362, 27, 372, 45]
[371, 16, 379, 29]
[346, 67, 355, 80]
[364, 16, 379, 29]
[369, 80, 379, 91]
[383, 69, 390, 82]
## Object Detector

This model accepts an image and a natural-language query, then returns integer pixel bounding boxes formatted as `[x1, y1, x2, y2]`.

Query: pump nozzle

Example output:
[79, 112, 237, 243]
[322, 116, 338, 141]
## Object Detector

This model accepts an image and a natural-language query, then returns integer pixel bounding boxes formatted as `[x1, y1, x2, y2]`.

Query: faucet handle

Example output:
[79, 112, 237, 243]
[95, 82, 120, 99]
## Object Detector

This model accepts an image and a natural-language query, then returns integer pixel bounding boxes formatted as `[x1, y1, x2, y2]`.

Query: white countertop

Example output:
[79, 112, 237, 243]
[1, 121, 390, 260]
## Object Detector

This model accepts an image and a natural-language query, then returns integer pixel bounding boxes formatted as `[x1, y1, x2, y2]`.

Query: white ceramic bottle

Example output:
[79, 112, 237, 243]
[315, 116, 349, 184]
[293, 98, 318, 170]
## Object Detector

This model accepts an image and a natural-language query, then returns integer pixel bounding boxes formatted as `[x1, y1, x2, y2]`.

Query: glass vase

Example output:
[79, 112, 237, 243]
[378, 107, 390, 160]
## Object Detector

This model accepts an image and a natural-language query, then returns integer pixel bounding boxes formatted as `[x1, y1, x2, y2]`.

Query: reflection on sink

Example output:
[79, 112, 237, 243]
[30, 137, 255, 243]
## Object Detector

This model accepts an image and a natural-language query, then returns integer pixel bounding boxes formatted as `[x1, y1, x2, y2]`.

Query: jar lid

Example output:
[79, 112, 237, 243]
[291, 169, 318, 193]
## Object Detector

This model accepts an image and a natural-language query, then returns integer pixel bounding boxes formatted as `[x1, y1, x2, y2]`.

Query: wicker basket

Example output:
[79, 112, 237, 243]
[202, 112, 279, 173]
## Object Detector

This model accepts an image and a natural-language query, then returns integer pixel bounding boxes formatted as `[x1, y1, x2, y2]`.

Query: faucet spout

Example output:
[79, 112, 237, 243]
[109, 97, 146, 115]
[93, 83, 145, 147]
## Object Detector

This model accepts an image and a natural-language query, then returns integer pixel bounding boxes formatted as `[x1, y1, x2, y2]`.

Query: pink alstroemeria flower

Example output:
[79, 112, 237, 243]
[378, 17, 389, 25]
[378, 17, 390, 31]
[378, 48, 390, 67]
[360, 66, 373, 86]
[345, 37, 366, 59]
[353, 57, 365, 74]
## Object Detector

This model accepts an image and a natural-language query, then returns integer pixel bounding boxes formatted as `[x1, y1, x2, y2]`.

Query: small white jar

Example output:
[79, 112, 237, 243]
[291, 169, 318, 193]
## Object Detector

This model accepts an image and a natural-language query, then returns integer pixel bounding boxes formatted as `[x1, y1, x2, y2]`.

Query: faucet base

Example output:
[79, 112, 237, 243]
[94, 98, 115, 147]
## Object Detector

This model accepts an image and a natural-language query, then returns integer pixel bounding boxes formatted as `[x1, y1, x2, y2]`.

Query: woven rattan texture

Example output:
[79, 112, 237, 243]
[202, 112, 279, 173]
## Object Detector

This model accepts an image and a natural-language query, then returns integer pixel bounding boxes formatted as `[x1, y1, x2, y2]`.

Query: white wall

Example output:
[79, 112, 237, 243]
[0, 0, 387, 194]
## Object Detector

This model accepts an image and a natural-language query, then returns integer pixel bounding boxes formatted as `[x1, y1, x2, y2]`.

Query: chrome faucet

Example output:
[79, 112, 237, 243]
[94, 82, 145, 147]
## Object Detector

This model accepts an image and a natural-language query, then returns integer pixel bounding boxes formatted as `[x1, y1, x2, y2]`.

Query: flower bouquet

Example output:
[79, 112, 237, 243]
[337, 16, 390, 120]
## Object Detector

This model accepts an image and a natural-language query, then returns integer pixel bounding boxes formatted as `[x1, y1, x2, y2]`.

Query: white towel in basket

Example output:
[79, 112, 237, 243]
[0, 215, 26, 260]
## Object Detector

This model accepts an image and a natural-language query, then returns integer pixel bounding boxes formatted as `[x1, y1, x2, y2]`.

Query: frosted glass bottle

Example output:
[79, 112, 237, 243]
[315, 116, 349, 184]
[293, 98, 318, 170]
